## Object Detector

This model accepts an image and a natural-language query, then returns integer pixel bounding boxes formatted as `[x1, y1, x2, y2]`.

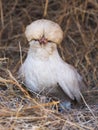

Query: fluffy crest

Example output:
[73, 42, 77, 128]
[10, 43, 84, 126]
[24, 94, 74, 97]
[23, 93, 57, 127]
[25, 19, 63, 44]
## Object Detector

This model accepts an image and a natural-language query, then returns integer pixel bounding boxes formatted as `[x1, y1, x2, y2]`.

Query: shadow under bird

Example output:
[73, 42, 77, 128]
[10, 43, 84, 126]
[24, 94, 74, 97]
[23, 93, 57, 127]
[19, 19, 86, 110]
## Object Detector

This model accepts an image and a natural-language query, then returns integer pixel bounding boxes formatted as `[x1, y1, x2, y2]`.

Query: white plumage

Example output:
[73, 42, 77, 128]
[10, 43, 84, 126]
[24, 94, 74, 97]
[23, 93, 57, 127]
[19, 19, 85, 103]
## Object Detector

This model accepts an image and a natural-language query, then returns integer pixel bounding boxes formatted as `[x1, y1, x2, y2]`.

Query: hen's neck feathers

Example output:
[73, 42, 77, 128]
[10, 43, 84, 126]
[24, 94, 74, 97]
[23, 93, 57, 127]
[28, 40, 60, 60]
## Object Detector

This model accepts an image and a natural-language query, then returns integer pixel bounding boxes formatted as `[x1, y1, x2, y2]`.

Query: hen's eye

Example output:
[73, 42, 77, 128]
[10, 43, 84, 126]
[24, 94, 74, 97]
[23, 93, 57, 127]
[29, 39, 38, 42]
[34, 39, 38, 41]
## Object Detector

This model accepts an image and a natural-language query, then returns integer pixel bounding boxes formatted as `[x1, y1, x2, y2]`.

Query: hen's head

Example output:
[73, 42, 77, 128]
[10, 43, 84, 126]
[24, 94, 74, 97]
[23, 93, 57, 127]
[25, 19, 63, 45]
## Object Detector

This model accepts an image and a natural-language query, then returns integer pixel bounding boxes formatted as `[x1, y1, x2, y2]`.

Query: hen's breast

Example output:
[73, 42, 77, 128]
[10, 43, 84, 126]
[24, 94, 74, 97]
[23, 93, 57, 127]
[21, 51, 59, 93]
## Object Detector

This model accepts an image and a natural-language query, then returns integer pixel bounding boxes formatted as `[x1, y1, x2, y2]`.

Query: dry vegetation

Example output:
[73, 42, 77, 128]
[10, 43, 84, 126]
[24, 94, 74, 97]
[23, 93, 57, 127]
[0, 0, 98, 130]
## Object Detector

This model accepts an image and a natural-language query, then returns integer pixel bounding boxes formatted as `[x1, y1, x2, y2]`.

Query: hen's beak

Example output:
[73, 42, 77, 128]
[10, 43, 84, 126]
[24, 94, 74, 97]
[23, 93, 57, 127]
[39, 36, 48, 45]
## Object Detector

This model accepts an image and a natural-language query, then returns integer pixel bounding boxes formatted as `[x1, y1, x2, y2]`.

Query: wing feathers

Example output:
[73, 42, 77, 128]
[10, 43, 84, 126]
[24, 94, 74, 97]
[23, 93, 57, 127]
[58, 63, 84, 102]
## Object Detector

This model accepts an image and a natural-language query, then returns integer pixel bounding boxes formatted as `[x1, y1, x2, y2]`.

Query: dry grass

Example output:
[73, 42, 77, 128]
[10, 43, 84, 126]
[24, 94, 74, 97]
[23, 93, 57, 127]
[0, 0, 98, 129]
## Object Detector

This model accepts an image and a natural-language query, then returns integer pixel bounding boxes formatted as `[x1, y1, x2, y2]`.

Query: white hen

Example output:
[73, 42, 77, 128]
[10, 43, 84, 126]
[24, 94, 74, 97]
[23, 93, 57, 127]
[19, 19, 85, 103]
